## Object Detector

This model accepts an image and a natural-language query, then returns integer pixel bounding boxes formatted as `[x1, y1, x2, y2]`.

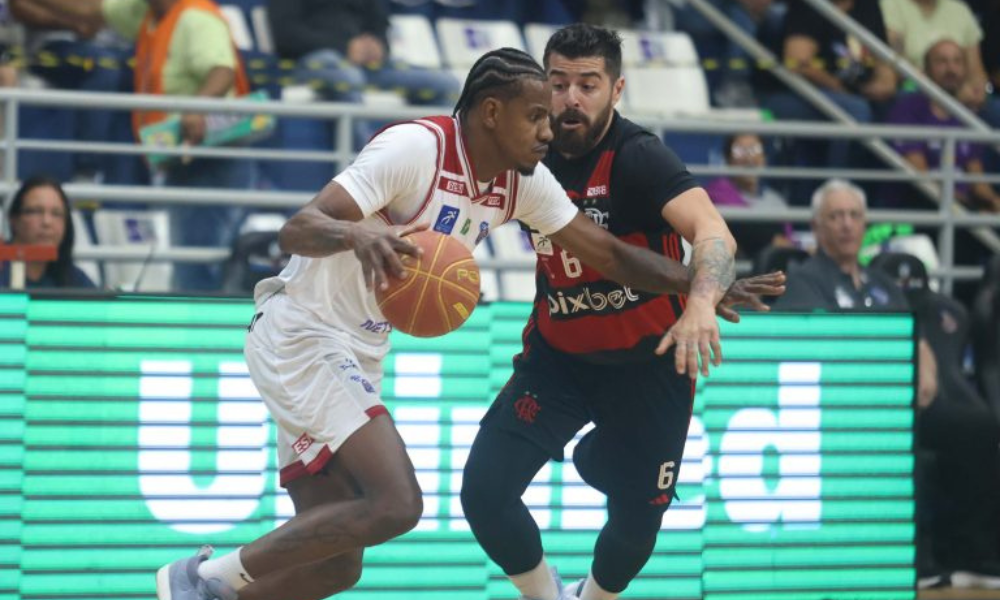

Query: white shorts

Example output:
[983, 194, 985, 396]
[244, 293, 389, 486]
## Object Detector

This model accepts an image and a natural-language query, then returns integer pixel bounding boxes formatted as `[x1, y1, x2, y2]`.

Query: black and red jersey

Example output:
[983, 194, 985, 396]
[522, 111, 699, 363]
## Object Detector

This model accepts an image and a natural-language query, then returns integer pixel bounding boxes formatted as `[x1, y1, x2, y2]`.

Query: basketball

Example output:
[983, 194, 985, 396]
[375, 230, 481, 337]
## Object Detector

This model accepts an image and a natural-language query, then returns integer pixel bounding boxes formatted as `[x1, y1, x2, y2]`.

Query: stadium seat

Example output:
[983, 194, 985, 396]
[219, 5, 255, 51]
[523, 22, 558, 64]
[93, 210, 173, 292]
[389, 14, 443, 69]
[221, 229, 288, 294]
[619, 29, 700, 68]
[753, 245, 809, 278]
[871, 252, 989, 411]
[625, 66, 711, 116]
[249, 5, 274, 54]
[436, 18, 526, 82]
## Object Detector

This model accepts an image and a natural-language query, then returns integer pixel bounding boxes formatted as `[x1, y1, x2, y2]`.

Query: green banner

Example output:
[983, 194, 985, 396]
[1, 295, 915, 600]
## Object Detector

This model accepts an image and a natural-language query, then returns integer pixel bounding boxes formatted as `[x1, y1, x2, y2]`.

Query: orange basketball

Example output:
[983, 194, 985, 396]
[375, 230, 480, 337]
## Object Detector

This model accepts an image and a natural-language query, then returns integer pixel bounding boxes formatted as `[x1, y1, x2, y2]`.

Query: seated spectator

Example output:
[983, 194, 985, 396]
[775, 179, 912, 312]
[757, 0, 897, 168]
[11, 0, 132, 183]
[776, 179, 1000, 589]
[267, 0, 460, 124]
[32, 0, 257, 292]
[704, 133, 795, 257]
[886, 39, 1000, 212]
[881, 0, 999, 123]
[1, 175, 96, 289]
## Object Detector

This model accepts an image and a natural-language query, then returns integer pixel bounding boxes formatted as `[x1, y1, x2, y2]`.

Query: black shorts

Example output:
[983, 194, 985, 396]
[481, 328, 695, 505]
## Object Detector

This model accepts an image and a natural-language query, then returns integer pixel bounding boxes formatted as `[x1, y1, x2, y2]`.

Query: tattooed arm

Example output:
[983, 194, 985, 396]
[655, 188, 737, 377]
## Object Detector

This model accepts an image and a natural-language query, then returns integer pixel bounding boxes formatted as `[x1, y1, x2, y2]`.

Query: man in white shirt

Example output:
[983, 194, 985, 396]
[153, 47, 784, 600]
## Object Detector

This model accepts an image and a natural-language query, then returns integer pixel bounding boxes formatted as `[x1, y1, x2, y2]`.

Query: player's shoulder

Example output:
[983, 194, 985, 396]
[369, 121, 442, 154]
[614, 115, 667, 155]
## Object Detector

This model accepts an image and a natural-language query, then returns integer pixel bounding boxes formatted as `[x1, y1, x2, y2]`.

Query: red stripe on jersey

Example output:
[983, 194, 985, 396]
[504, 172, 519, 224]
[585, 150, 614, 196]
[536, 295, 678, 355]
[374, 118, 444, 225]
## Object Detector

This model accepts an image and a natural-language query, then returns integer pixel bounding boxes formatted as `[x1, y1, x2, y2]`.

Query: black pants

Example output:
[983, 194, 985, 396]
[916, 395, 1000, 569]
[461, 330, 694, 593]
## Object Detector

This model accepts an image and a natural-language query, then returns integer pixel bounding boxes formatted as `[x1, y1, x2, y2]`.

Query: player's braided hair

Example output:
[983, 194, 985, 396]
[452, 48, 547, 118]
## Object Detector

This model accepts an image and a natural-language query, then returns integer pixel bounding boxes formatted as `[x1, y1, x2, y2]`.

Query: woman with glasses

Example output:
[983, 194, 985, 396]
[2, 175, 96, 288]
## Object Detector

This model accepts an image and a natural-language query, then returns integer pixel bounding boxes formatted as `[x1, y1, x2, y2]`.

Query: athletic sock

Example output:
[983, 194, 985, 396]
[197, 547, 254, 591]
[510, 557, 559, 600]
[579, 572, 619, 600]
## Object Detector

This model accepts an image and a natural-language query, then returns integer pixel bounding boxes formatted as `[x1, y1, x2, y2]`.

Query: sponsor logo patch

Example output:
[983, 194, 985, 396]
[350, 374, 376, 394]
[475, 221, 490, 245]
[292, 432, 314, 455]
[532, 232, 554, 256]
[434, 206, 460, 234]
[547, 286, 641, 315]
[441, 178, 467, 195]
[514, 393, 541, 424]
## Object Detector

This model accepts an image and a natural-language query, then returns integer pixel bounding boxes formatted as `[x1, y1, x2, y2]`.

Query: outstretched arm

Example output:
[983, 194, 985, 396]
[653, 188, 737, 377]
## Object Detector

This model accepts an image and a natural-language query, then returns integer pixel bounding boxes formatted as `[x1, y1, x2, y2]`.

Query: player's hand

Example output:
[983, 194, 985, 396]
[715, 271, 786, 323]
[655, 298, 721, 379]
[351, 222, 428, 291]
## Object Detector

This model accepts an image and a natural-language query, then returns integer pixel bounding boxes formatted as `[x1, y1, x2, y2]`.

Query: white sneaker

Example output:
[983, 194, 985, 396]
[561, 578, 585, 600]
[516, 566, 576, 600]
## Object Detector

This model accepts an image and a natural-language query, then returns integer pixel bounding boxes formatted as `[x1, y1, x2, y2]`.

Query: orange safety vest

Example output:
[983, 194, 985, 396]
[132, 0, 250, 137]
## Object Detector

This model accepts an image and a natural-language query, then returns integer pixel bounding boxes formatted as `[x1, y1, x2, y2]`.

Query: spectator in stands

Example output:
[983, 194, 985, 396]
[0, 3, 19, 88]
[881, 0, 997, 116]
[876, 253, 1000, 591]
[30, 0, 257, 292]
[717, 0, 786, 108]
[775, 179, 1000, 589]
[10, 0, 132, 183]
[704, 133, 795, 257]
[757, 0, 898, 168]
[886, 39, 1000, 212]
[267, 0, 460, 114]
[2, 175, 96, 288]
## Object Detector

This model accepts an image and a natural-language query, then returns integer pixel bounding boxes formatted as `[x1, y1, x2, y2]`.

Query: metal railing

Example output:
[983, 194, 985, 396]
[1, 87, 998, 294]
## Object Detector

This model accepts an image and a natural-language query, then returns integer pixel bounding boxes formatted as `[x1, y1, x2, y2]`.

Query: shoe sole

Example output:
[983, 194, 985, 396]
[155, 564, 173, 600]
[952, 572, 1000, 589]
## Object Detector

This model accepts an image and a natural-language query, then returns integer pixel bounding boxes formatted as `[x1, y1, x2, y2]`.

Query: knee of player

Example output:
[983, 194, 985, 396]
[316, 552, 364, 592]
[371, 489, 423, 539]
[607, 496, 669, 540]
[338, 553, 365, 589]
[458, 474, 496, 519]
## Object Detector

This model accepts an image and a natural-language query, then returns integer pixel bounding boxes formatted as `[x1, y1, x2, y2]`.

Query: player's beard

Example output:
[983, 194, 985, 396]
[551, 99, 614, 158]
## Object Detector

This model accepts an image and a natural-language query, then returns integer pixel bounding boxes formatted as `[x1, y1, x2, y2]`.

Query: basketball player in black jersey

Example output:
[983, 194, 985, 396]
[460, 24, 777, 600]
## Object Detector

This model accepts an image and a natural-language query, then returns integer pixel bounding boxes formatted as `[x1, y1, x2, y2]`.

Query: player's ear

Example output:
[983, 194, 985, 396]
[612, 75, 625, 106]
[481, 97, 501, 130]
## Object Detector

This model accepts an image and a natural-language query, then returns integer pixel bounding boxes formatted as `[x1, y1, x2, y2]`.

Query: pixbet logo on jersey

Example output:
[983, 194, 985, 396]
[547, 285, 641, 315]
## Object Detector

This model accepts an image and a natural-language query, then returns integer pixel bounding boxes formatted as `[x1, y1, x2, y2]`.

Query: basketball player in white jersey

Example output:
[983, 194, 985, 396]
[155, 48, 782, 600]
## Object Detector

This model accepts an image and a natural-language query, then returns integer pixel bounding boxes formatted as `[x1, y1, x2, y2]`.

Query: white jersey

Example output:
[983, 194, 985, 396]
[254, 115, 578, 349]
